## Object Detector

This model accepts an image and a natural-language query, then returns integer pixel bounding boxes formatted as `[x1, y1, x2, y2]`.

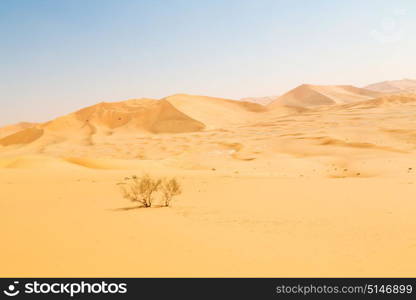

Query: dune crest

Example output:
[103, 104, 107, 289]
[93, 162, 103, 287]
[164, 94, 267, 128]
[0, 99, 206, 149]
[45, 98, 205, 134]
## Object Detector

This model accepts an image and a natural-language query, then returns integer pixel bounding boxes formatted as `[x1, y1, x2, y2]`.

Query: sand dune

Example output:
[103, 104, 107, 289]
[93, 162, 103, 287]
[268, 84, 382, 108]
[0, 95, 267, 147]
[44, 98, 205, 134]
[0, 127, 44, 146]
[0, 99, 205, 147]
[240, 96, 277, 106]
[1, 90, 416, 276]
[164, 94, 267, 128]
[365, 78, 416, 94]
[0, 122, 37, 139]
[1, 93, 415, 176]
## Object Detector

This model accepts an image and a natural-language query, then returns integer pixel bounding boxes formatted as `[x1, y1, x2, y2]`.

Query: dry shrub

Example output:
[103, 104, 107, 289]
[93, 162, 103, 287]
[161, 178, 182, 207]
[117, 174, 182, 208]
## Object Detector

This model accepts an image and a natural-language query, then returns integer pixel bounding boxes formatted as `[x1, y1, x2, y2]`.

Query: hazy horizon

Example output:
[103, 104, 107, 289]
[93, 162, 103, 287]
[1, 0, 416, 125]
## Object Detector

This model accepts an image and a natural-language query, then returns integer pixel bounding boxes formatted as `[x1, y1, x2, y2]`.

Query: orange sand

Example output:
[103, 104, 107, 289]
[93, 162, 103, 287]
[1, 92, 416, 276]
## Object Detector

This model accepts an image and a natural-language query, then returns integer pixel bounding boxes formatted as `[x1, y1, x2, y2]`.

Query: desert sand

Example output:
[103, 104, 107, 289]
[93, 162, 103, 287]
[365, 79, 416, 94]
[241, 95, 277, 106]
[0, 122, 38, 139]
[268, 84, 383, 108]
[1, 89, 416, 277]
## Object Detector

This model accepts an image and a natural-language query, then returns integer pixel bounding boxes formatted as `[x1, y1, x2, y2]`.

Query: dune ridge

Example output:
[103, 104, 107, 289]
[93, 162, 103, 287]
[0, 98, 206, 147]
[164, 94, 267, 128]
[45, 98, 205, 134]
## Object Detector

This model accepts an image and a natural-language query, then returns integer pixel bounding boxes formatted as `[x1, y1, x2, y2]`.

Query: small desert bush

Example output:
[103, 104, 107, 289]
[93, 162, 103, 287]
[117, 174, 182, 208]
[161, 178, 182, 207]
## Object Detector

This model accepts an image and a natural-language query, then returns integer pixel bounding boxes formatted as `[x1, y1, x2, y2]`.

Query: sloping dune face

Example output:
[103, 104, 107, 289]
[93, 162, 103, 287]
[365, 79, 416, 94]
[149, 100, 207, 133]
[0, 122, 37, 139]
[268, 84, 382, 108]
[44, 98, 205, 134]
[165, 94, 267, 128]
[0, 99, 205, 153]
[0, 128, 44, 146]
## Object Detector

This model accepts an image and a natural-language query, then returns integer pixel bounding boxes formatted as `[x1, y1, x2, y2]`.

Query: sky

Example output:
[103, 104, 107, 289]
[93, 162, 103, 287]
[1, 0, 416, 125]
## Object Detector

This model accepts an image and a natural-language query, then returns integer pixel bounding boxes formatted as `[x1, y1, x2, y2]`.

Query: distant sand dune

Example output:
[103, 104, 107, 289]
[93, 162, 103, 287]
[0, 128, 44, 146]
[0, 91, 415, 179]
[268, 84, 382, 108]
[164, 94, 266, 128]
[44, 98, 205, 134]
[365, 79, 416, 94]
[0, 98, 206, 151]
[0, 122, 38, 139]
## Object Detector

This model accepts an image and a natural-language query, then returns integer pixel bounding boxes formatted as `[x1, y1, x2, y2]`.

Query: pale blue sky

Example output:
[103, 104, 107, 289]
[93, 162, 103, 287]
[1, 0, 415, 125]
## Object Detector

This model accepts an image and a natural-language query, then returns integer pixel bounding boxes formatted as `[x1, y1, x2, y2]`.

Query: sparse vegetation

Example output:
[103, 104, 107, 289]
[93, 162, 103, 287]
[117, 174, 182, 208]
[161, 178, 182, 207]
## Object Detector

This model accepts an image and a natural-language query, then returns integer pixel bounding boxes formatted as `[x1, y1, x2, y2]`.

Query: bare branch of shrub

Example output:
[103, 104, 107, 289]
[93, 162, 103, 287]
[161, 178, 182, 207]
[117, 174, 181, 208]
[117, 174, 161, 208]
